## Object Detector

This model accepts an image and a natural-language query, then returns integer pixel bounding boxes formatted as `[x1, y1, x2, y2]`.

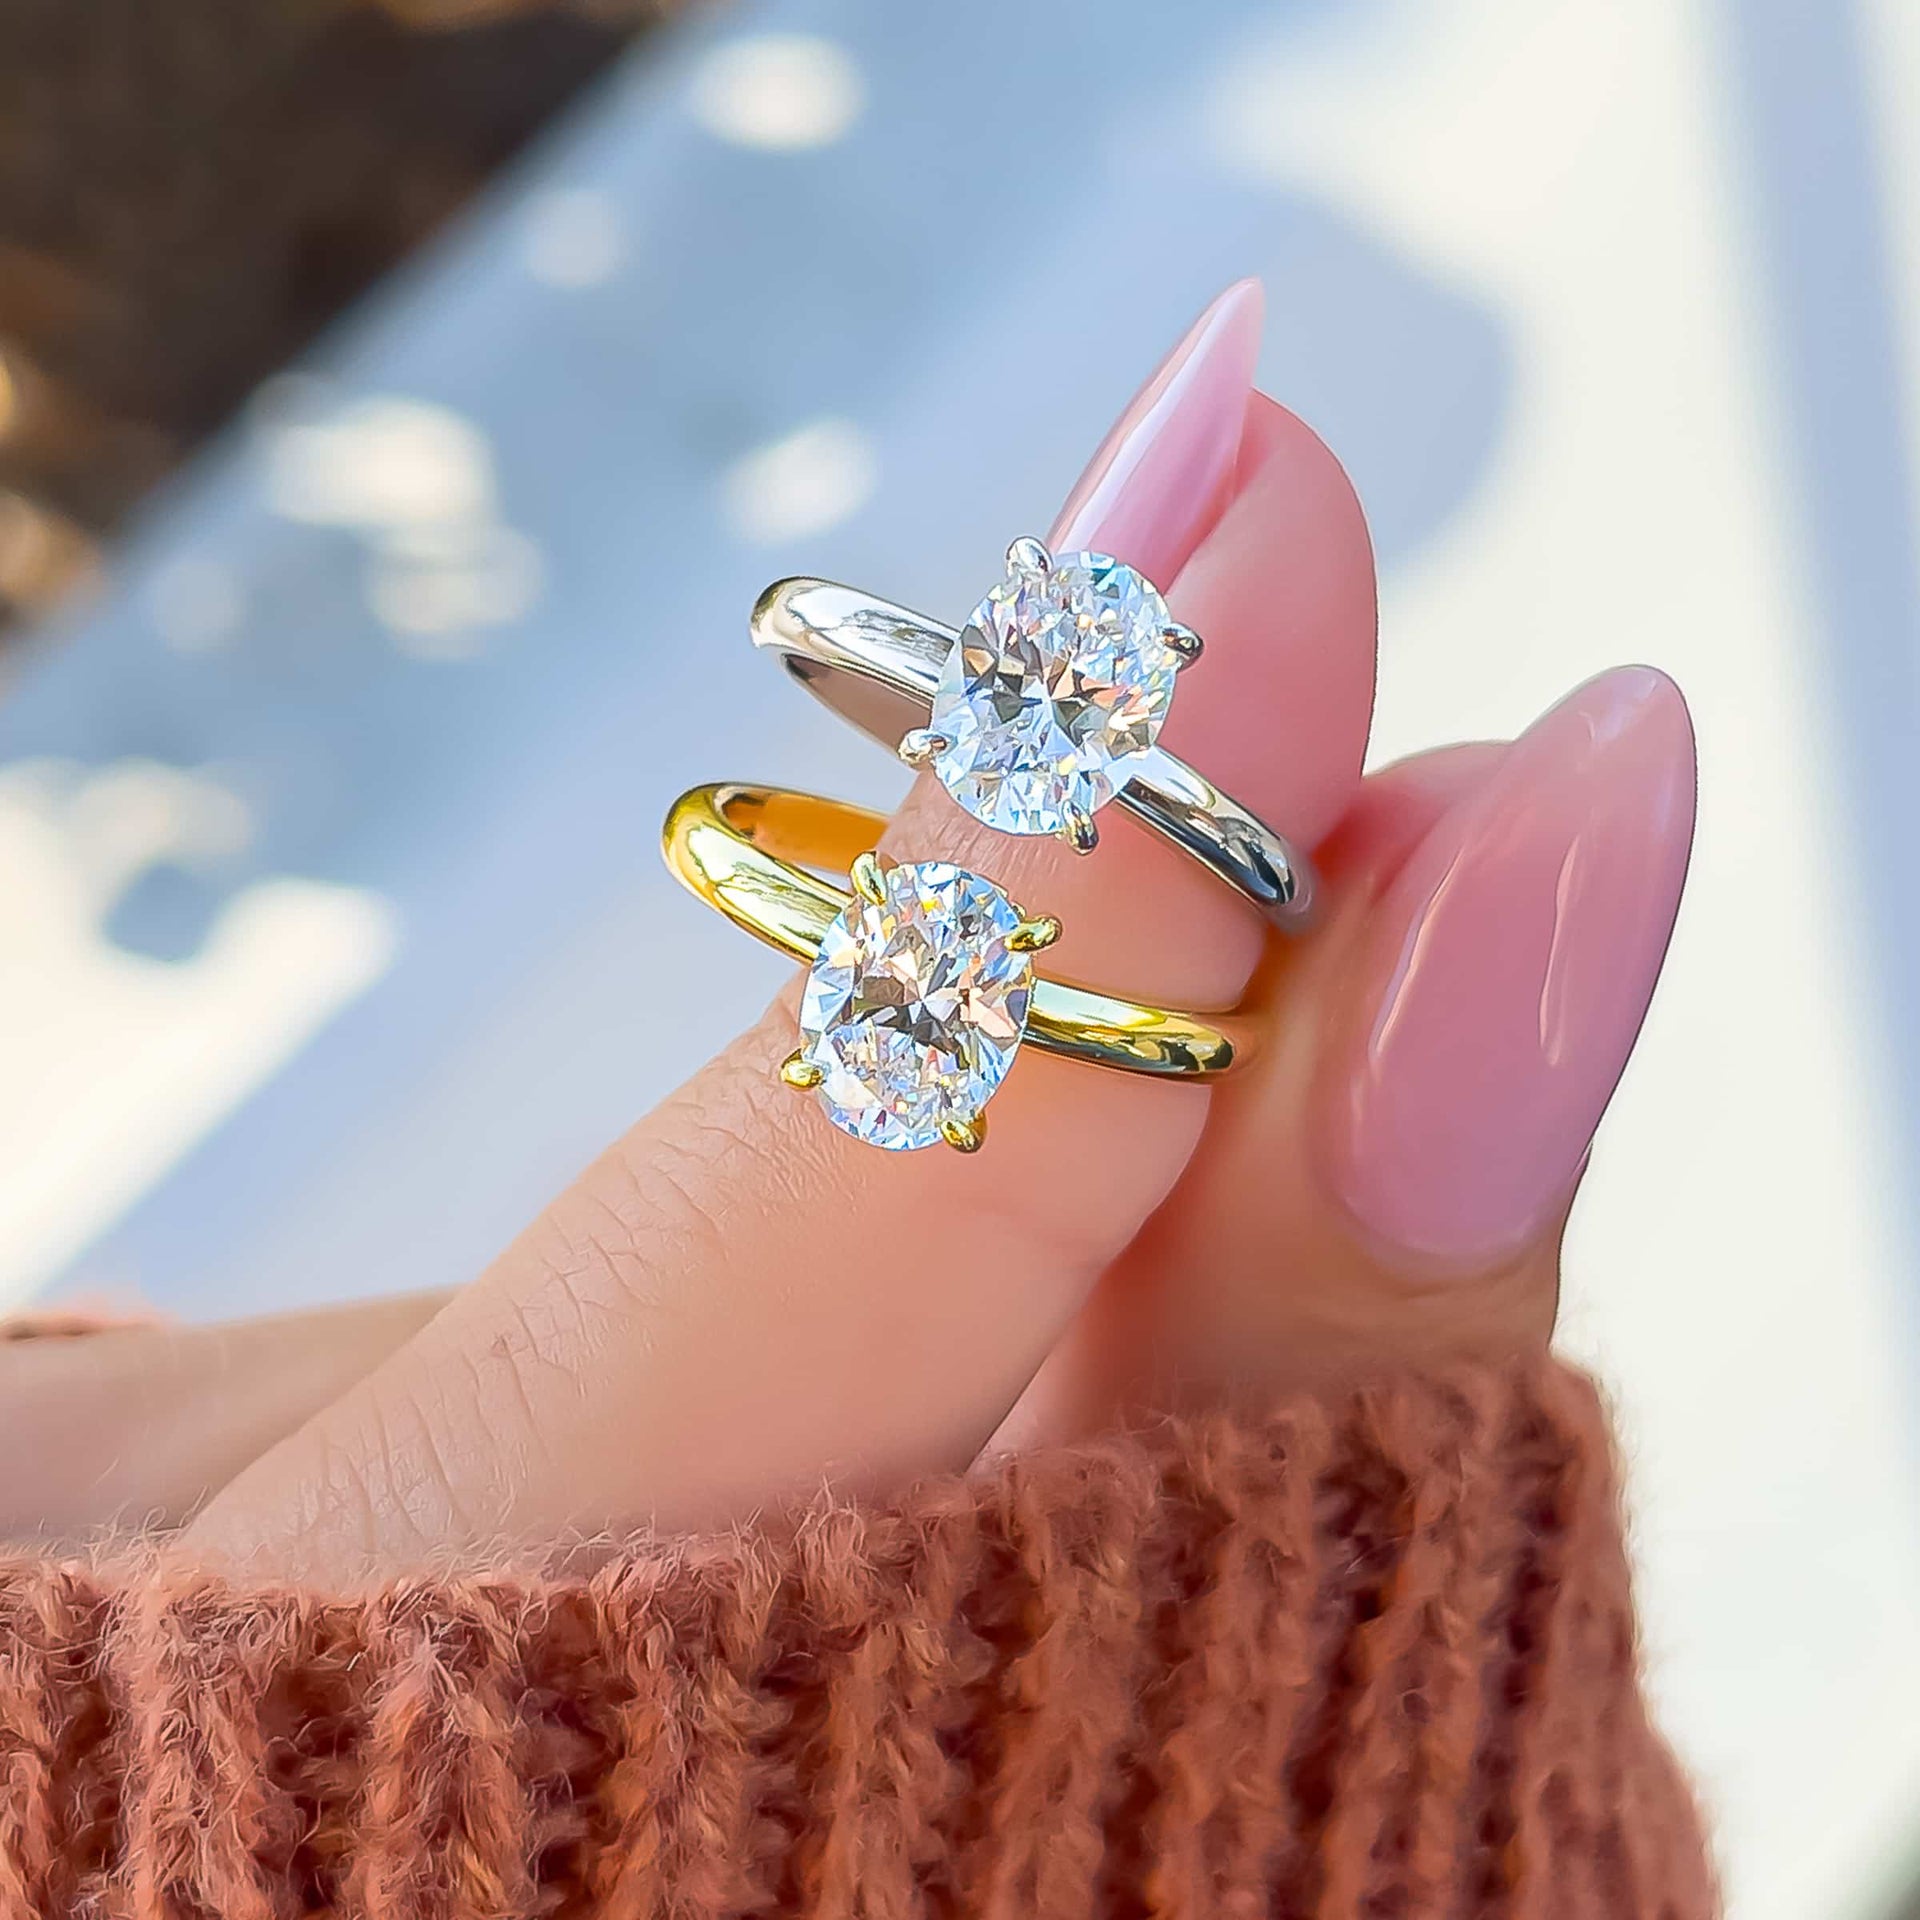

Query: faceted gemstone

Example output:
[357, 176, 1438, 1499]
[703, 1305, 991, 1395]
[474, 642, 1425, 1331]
[930, 550, 1182, 836]
[798, 859, 1033, 1151]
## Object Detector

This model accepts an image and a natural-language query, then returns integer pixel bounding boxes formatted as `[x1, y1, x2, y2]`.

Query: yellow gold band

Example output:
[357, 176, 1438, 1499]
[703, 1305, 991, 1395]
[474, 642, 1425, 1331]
[662, 783, 1246, 1078]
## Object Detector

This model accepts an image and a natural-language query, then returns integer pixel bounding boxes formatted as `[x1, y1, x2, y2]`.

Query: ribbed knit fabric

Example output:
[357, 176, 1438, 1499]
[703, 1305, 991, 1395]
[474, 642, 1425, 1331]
[0, 1360, 1714, 1918]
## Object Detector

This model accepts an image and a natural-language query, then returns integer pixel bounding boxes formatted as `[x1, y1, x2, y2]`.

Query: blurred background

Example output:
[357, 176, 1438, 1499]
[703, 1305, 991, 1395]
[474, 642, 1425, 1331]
[1, 0, 1915, 1912]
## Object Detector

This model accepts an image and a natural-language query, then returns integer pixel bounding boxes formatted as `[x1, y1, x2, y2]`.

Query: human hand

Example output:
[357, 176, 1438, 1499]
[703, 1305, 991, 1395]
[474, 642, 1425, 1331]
[2, 283, 1694, 1579]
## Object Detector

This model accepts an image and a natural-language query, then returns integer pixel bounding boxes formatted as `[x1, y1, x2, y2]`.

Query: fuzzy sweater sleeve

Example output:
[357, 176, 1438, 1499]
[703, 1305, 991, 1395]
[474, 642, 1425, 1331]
[0, 1359, 1714, 1918]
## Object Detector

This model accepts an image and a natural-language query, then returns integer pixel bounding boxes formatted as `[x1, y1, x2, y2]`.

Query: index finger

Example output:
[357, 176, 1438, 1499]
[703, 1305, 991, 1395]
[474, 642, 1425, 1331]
[186, 285, 1378, 1577]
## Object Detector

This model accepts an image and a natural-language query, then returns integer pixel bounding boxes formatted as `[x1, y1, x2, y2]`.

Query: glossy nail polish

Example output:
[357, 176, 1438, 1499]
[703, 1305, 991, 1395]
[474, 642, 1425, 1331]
[1323, 666, 1697, 1267]
[1049, 279, 1264, 583]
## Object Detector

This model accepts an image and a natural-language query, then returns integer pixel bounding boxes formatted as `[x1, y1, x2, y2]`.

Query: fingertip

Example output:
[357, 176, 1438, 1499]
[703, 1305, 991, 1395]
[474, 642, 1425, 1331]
[1599, 663, 1698, 842]
[1049, 278, 1267, 582]
[1163, 390, 1379, 854]
[1320, 665, 1698, 1269]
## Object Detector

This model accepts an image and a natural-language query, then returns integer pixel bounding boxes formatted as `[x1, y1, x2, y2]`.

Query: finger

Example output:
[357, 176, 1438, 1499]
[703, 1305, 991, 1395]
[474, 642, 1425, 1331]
[0, 1292, 449, 1544]
[994, 742, 1508, 1447]
[186, 282, 1379, 1575]
[1004, 666, 1695, 1441]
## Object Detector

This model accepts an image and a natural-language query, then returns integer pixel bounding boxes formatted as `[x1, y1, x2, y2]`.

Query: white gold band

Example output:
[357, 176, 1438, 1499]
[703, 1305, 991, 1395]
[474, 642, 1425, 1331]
[750, 575, 1319, 930]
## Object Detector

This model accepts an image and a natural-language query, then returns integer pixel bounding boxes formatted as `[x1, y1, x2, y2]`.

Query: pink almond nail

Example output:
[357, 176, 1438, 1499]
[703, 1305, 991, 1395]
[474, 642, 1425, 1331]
[1049, 279, 1264, 584]
[1322, 666, 1697, 1267]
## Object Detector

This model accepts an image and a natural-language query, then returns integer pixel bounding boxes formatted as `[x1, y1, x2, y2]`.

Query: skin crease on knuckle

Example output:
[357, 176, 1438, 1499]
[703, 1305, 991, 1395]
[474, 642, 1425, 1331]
[281, 1404, 464, 1572]
[540, 1015, 836, 1322]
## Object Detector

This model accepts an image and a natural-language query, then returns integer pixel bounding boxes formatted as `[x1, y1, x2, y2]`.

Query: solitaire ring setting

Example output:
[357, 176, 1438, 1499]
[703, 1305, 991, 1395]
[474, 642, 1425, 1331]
[751, 539, 1317, 927]
[662, 785, 1246, 1153]
[658, 538, 1311, 1155]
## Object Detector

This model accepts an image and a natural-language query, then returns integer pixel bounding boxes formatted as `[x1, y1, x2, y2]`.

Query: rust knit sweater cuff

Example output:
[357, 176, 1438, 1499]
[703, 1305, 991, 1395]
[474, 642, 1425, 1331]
[0, 1359, 1714, 1918]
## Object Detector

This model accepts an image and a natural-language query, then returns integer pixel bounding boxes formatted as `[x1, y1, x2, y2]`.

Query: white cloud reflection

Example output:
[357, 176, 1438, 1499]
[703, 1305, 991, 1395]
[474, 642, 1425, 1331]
[0, 759, 394, 1307]
[689, 34, 865, 152]
[722, 416, 877, 544]
[262, 393, 541, 651]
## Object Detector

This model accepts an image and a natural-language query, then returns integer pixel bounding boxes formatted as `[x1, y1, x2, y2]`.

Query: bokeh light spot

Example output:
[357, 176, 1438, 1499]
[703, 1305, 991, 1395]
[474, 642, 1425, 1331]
[689, 35, 864, 151]
[722, 417, 877, 544]
[523, 187, 626, 289]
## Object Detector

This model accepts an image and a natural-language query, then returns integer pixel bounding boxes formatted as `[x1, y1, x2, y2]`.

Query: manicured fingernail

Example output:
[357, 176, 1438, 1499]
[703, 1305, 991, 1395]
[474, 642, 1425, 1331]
[1049, 278, 1264, 584]
[1322, 666, 1697, 1266]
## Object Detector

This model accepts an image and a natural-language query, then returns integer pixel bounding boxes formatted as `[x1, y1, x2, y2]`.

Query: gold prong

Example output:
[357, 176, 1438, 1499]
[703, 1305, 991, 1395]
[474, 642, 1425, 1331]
[780, 1049, 825, 1090]
[898, 727, 949, 770]
[1060, 806, 1098, 854]
[1007, 914, 1062, 953]
[940, 1113, 986, 1154]
[849, 850, 889, 904]
[1164, 622, 1203, 668]
[1006, 535, 1051, 577]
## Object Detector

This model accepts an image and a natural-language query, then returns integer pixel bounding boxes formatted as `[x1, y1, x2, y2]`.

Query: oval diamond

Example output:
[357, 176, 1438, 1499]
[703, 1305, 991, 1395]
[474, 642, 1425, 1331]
[798, 859, 1032, 1151]
[930, 550, 1182, 836]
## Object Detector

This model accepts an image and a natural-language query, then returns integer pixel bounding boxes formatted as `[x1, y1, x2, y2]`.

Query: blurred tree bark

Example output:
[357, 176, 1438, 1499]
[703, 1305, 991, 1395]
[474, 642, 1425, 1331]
[0, 0, 687, 625]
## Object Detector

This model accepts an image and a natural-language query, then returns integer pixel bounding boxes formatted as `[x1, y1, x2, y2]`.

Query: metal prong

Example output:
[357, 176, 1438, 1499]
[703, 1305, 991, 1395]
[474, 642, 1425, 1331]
[1060, 806, 1099, 855]
[849, 850, 889, 904]
[1006, 535, 1052, 578]
[1007, 914, 1062, 953]
[898, 727, 950, 770]
[940, 1113, 987, 1154]
[1163, 622, 1203, 669]
[780, 1049, 824, 1091]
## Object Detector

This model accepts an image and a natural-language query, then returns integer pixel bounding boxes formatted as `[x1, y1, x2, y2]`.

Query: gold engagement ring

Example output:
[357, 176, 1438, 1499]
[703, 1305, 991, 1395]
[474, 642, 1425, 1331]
[662, 784, 1246, 1153]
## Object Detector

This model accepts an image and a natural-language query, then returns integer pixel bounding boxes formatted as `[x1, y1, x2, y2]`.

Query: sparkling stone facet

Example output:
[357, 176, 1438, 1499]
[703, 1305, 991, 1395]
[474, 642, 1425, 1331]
[930, 550, 1182, 836]
[799, 860, 1032, 1151]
